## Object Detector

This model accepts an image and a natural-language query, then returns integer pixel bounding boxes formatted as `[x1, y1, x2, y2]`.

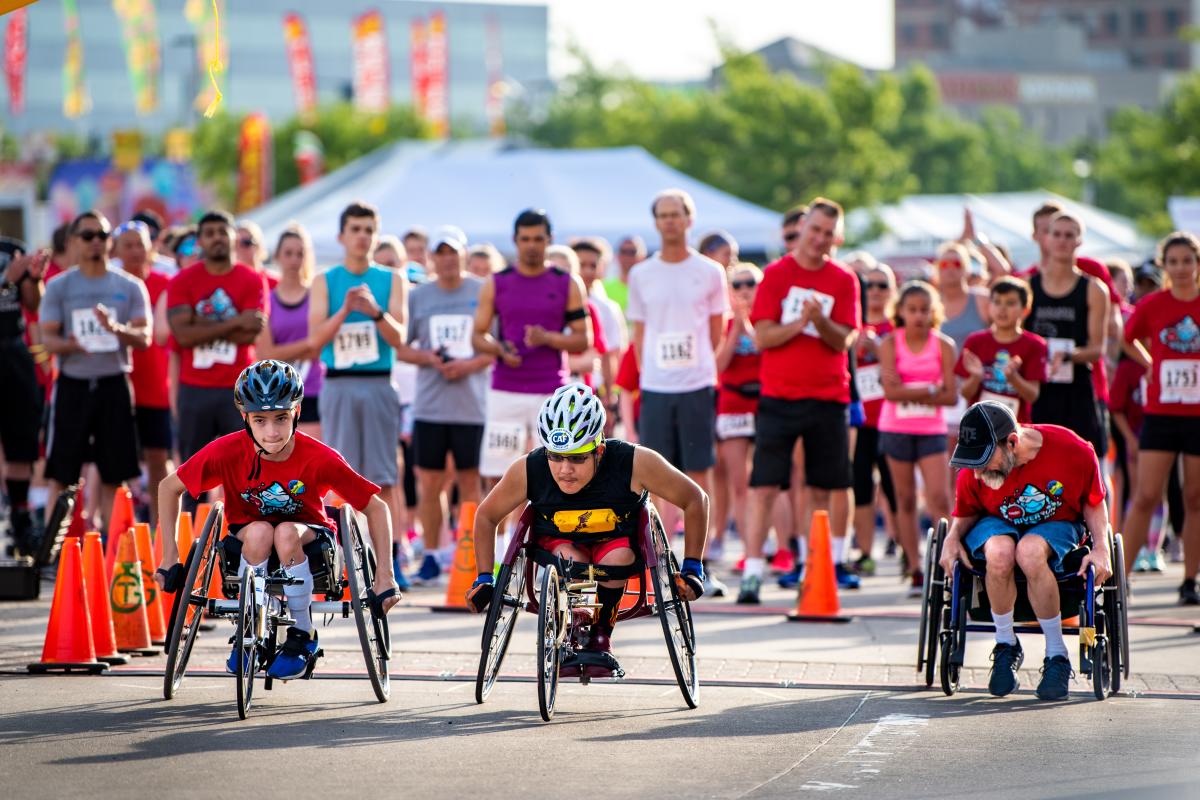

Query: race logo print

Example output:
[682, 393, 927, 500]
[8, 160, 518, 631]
[1160, 315, 1200, 353]
[240, 480, 305, 516]
[998, 480, 1064, 526]
[195, 287, 237, 321]
[981, 349, 1015, 394]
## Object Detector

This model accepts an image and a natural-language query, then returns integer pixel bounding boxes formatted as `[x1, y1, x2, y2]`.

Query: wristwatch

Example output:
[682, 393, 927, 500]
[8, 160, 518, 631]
[371, 309, 385, 322]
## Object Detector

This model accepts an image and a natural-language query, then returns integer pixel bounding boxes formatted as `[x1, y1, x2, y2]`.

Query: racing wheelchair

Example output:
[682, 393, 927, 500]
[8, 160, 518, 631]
[917, 518, 1130, 700]
[162, 502, 391, 718]
[475, 497, 697, 721]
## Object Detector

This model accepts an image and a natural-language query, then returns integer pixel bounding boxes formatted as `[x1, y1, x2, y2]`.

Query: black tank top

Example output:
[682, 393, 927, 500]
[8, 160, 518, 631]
[0, 238, 27, 340]
[525, 439, 643, 543]
[1029, 272, 1092, 387]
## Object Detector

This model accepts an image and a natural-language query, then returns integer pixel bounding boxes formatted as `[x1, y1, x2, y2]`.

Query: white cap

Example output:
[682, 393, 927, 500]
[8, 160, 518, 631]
[431, 225, 467, 254]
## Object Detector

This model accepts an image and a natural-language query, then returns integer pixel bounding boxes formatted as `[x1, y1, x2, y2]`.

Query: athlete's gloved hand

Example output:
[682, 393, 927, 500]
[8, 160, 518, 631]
[676, 557, 705, 601]
[155, 563, 185, 593]
[849, 400, 866, 428]
[465, 573, 495, 613]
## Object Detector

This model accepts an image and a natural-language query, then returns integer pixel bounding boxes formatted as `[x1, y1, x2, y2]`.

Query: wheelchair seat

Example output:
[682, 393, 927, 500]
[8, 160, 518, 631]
[967, 544, 1090, 582]
[217, 529, 340, 599]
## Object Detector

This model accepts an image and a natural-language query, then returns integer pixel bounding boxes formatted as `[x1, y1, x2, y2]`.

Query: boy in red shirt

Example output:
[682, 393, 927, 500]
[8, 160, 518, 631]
[154, 360, 400, 680]
[956, 277, 1048, 422]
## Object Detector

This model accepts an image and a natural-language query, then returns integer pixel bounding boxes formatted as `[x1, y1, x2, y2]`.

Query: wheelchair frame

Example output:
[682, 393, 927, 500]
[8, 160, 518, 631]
[161, 503, 391, 718]
[917, 517, 1130, 700]
[475, 499, 698, 721]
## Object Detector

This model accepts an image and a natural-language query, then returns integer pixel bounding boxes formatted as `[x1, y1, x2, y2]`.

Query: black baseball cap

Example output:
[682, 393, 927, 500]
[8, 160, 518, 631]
[950, 401, 1018, 469]
[1134, 260, 1163, 287]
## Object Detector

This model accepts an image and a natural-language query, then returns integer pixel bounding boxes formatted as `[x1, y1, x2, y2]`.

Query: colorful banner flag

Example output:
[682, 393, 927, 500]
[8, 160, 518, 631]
[236, 113, 273, 212]
[185, 0, 225, 115]
[112, 0, 161, 115]
[111, 130, 143, 172]
[4, 7, 27, 116]
[283, 12, 317, 120]
[425, 11, 448, 138]
[410, 17, 428, 117]
[62, 0, 90, 119]
[293, 130, 323, 186]
[485, 15, 504, 137]
[352, 9, 389, 113]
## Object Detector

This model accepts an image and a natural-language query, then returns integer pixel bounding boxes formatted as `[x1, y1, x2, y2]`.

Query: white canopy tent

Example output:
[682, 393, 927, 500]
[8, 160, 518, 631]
[248, 140, 785, 264]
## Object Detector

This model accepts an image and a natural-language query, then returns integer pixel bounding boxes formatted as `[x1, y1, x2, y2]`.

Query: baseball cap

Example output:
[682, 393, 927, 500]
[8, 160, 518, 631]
[431, 225, 466, 254]
[1134, 260, 1163, 286]
[949, 401, 1018, 469]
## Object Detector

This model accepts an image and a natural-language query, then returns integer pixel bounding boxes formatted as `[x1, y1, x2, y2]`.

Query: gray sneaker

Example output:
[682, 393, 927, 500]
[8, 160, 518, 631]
[736, 575, 761, 605]
[987, 640, 1023, 697]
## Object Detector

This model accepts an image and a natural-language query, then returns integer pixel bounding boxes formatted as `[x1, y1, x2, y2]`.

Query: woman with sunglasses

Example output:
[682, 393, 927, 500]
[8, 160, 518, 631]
[465, 383, 709, 676]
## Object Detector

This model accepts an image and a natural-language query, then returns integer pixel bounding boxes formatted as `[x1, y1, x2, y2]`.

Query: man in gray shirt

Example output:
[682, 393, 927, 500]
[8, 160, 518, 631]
[404, 228, 493, 584]
[40, 211, 150, 534]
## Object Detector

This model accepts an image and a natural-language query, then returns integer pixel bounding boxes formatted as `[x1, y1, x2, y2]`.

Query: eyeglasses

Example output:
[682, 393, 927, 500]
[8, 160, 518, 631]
[546, 452, 593, 464]
[864, 281, 891, 290]
[731, 280, 757, 290]
[77, 230, 109, 242]
[938, 259, 962, 270]
[239, 237, 257, 248]
[783, 232, 800, 243]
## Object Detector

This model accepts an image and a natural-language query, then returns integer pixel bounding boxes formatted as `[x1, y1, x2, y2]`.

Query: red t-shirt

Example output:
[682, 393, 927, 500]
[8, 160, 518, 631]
[750, 255, 861, 403]
[615, 346, 641, 424]
[579, 300, 608, 390]
[718, 318, 760, 415]
[129, 270, 170, 409]
[856, 319, 892, 428]
[954, 329, 1047, 423]
[1124, 289, 1200, 417]
[1108, 357, 1146, 434]
[166, 262, 268, 388]
[177, 431, 379, 528]
[953, 424, 1105, 528]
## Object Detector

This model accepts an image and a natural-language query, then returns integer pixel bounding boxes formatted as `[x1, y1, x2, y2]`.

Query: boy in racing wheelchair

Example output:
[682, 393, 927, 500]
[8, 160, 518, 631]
[154, 360, 401, 680]
[466, 382, 709, 676]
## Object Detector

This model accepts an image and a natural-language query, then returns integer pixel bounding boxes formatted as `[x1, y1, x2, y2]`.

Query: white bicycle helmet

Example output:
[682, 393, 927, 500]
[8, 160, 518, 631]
[537, 383, 606, 454]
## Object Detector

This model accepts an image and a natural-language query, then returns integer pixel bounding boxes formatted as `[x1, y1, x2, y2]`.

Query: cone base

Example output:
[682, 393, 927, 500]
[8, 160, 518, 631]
[27, 661, 109, 674]
[117, 646, 161, 657]
[428, 605, 472, 614]
[98, 653, 130, 665]
[786, 612, 854, 623]
[151, 638, 166, 646]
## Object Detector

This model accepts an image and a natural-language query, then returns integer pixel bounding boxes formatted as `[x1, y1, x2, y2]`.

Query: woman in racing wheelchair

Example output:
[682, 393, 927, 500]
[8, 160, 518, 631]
[466, 382, 708, 676]
[938, 400, 1112, 700]
[154, 359, 401, 680]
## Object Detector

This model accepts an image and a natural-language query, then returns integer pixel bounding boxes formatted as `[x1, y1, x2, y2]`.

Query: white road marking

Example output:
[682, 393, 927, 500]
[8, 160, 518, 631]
[800, 781, 860, 791]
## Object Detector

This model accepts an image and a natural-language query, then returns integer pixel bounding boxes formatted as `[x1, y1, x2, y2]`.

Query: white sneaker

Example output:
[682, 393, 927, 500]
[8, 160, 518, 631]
[704, 572, 728, 598]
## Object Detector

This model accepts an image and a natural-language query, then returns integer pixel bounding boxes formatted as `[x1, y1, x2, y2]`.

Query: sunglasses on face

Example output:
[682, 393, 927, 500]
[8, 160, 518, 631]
[177, 236, 198, 257]
[239, 237, 257, 248]
[546, 452, 592, 464]
[864, 281, 891, 290]
[77, 229, 109, 242]
[731, 280, 757, 290]
[938, 259, 962, 270]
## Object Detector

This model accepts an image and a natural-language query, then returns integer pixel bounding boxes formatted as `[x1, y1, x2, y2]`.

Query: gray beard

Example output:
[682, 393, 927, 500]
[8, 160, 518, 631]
[980, 470, 1007, 490]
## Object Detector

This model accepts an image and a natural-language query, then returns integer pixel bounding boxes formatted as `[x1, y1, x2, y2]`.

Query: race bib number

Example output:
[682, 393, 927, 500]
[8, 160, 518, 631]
[655, 332, 697, 369]
[716, 412, 755, 439]
[979, 390, 1021, 417]
[484, 421, 526, 464]
[895, 383, 936, 419]
[192, 339, 236, 370]
[1046, 337, 1074, 384]
[780, 287, 834, 338]
[70, 308, 119, 353]
[429, 314, 474, 359]
[332, 321, 380, 369]
[1158, 359, 1200, 404]
[855, 364, 884, 402]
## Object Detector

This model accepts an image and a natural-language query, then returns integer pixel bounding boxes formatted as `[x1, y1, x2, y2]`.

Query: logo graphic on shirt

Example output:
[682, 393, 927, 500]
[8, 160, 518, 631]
[999, 481, 1064, 526]
[195, 288, 237, 321]
[551, 508, 619, 535]
[241, 480, 306, 516]
[981, 349, 1015, 394]
[547, 428, 571, 449]
[1160, 315, 1200, 353]
[734, 333, 758, 356]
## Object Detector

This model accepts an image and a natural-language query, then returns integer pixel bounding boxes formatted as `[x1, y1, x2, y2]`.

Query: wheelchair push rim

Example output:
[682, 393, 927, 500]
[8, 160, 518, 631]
[648, 511, 698, 709]
[919, 519, 947, 688]
[340, 505, 390, 703]
[537, 565, 561, 722]
[475, 549, 527, 704]
[1112, 533, 1130, 683]
[163, 502, 222, 700]
[235, 570, 258, 719]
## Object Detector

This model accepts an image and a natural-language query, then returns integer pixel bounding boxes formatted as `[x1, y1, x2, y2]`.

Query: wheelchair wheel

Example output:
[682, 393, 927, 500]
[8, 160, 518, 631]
[1111, 533, 1130, 684]
[163, 503, 222, 700]
[33, 483, 76, 567]
[340, 506, 389, 703]
[648, 512, 698, 709]
[918, 520, 947, 687]
[235, 570, 259, 719]
[475, 549, 527, 704]
[1091, 637, 1110, 701]
[938, 631, 960, 696]
[536, 565, 561, 722]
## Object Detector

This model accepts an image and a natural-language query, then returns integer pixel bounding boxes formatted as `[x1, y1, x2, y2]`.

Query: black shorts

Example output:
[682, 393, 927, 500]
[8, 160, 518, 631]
[853, 425, 896, 512]
[135, 406, 173, 451]
[412, 420, 484, 471]
[0, 338, 42, 463]
[1032, 384, 1106, 461]
[751, 396, 852, 490]
[638, 387, 717, 472]
[1140, 413, 1200, 456]
[177, 383, 244, 462]
[298, 395, 319, 424]
[45, 374, 140, 486]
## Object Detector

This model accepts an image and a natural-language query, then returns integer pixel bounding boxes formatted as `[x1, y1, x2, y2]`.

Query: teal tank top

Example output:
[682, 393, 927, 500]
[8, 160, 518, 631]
[320, 264, 394, 373]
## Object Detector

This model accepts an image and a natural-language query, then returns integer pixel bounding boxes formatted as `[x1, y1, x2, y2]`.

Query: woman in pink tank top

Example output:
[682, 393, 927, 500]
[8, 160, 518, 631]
[879, 280, 958, 597]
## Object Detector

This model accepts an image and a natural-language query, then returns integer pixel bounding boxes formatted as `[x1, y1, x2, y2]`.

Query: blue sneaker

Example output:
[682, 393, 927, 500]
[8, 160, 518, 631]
[988, 639, 1023, 696]
[267, 627, 320, 680]
[1035, 654, 1073, 701]
[394, 569, 411, 592]
[410, 553, 441, 585]
[777, 564, 804, 590]
[835, 563, 861, 590]
[226, 642, 252, 675]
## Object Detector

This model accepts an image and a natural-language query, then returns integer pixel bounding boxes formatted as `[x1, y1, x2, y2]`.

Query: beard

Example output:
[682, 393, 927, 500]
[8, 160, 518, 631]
[978, 446, 1017, 490]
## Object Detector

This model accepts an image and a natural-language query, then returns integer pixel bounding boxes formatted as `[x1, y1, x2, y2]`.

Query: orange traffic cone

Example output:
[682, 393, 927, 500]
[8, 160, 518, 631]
[133, 522, 167, 644]
[788, 510, 852, 623]
[435, 501, 478, 612]
[104, 486, 136, 579]
[27, 538, 109, 673]
[81, 531, 129, 666]
[110, 530, 159, 656]
[619, 568, 654, 612]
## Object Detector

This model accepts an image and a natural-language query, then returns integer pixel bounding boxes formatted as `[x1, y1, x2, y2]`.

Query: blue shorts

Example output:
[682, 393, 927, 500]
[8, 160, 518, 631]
[963, 516, 1086, 576]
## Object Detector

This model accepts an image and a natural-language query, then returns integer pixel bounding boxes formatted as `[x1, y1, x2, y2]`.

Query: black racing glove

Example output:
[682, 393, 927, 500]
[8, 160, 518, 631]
[676, 557, 705, 600]
[157, 563, 185, 593]
[465, 573, 495, 613]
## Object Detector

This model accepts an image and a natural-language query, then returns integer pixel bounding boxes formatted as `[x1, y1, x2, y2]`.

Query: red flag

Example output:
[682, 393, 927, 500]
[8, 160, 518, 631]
[425, 11, 448, 138]
[409, 17, 428, 117]
[283, 12, 317, 120]
[236, 113, 273, 212]
[351, 9, 389, 113]
[5, 8, 28, 115]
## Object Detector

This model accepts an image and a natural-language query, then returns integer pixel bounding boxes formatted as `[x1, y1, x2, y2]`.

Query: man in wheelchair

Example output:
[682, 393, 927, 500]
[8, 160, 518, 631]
[466, 383, 709, 676]
[154, 360, 401, 680]
[940, 401, 1112, 700]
